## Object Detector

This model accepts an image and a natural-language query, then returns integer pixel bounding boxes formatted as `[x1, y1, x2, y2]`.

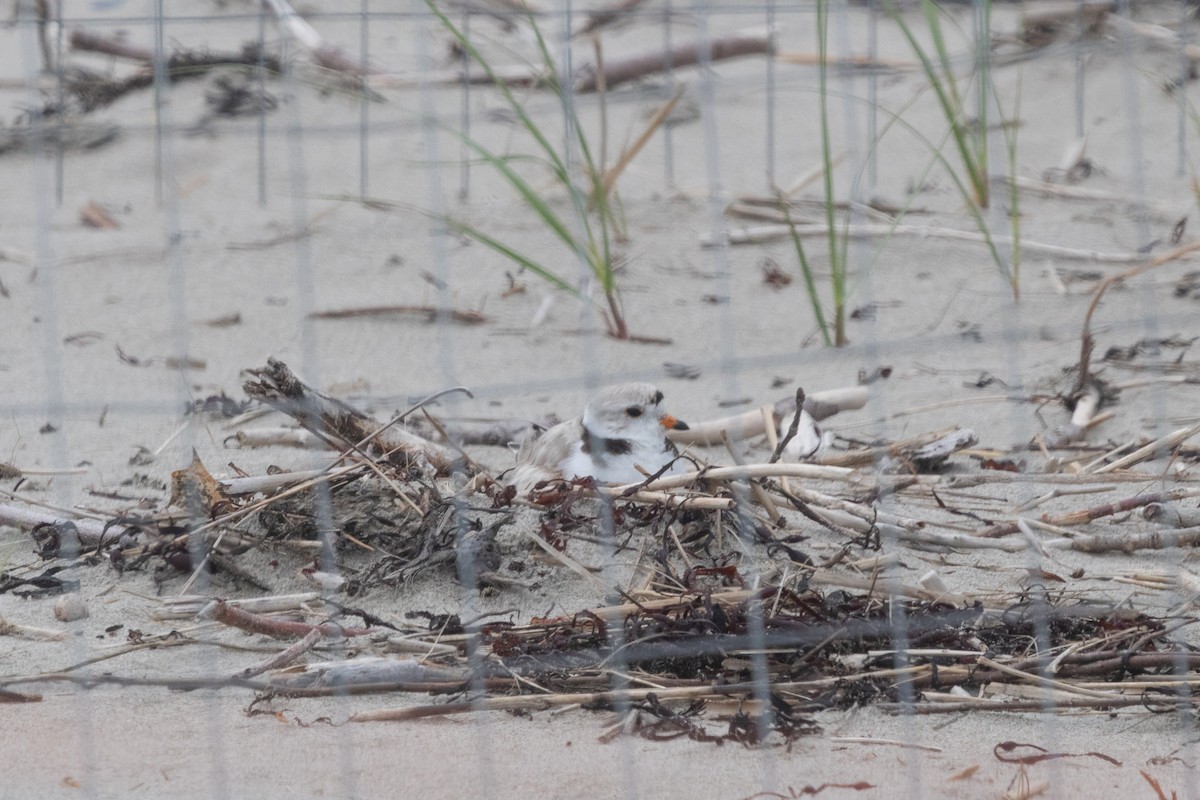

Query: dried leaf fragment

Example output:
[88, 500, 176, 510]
[169, 451, 235, 518]
[80, 201, 119, 229]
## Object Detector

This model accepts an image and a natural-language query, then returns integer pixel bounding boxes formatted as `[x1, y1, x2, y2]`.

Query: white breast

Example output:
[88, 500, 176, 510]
[559, 440, 680, 485]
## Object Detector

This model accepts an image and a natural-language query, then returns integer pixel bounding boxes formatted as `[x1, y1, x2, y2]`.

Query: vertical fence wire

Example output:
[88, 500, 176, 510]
[20, 4, 98, 796]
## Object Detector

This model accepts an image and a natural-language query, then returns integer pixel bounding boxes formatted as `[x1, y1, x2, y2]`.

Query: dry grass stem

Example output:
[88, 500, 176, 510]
[238, 627, 324, 679]
[703, 221, 1156, 262]
[1091, 423, 1200, 474]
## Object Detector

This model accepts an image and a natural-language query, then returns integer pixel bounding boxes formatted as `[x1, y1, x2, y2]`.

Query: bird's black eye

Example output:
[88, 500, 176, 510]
[626, 406, 643, 418]
[653, 391, 664, 405]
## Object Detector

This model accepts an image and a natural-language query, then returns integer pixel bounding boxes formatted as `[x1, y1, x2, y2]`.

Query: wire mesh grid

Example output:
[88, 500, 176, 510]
[3, 0, 1200, 798]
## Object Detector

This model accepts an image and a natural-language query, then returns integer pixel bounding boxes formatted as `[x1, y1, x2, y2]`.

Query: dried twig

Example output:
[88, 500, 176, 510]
[575, 28, 773, 93]
[671, 386, 866, 446]
[769, 387, 807, 464]
[310, 305, 487, 325]
[1076, 240, 1200, 400]
[1091, 423, 1200, 474]
[703, 221, 1164, 262]
[242, 357, 464, 475]
[238, 627, 324, 678]
[978, 488, 1200, 537]
[263, 0, 378, 76]
[203, 599, 375, 639]
[1065, 526, 1200, 554]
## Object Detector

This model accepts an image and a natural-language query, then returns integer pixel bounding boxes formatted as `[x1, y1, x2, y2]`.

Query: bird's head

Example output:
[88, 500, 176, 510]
[582, 383, 689, 442]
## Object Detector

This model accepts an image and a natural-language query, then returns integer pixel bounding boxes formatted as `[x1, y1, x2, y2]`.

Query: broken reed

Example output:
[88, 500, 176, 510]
[428, 1, 631, 339]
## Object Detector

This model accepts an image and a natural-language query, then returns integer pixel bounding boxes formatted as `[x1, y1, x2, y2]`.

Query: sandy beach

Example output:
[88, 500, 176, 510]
[4, 1, 1200, 798]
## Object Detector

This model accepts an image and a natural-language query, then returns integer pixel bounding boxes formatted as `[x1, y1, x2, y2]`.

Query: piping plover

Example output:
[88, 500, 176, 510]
[511, 383, 689, 493]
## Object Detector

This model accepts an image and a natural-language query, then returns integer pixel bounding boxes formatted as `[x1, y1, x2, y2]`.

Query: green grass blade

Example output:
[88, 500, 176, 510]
[828, 81, 1011, 289]
[428, 0, 624, 332]
[780, 198, 832, 347]
[427, 1, 572, 184]
[887, 0, 987, 207]
[525, 17, 615, 289]
[446, 217, 578, 295]
[448, 127, 590, 264]
[816, 0, 845, 345]
[921, 0, 960, 110]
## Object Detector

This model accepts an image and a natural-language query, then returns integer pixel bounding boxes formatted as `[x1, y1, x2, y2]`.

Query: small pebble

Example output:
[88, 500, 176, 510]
[54, 594, 89, 622]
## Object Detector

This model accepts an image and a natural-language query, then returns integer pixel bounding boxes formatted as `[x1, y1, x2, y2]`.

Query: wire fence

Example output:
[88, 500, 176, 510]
[3, 1, 1200, 798]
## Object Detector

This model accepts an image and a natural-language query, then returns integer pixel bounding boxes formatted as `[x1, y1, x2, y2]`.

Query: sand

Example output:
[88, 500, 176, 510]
[3, 1, 1200, 798]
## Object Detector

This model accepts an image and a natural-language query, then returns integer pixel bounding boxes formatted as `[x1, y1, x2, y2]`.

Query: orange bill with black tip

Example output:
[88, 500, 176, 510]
[660, 415, 689, 431]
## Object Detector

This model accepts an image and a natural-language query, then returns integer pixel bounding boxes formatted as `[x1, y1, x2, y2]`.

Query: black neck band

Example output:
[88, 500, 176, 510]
[580, 426, 633, 456]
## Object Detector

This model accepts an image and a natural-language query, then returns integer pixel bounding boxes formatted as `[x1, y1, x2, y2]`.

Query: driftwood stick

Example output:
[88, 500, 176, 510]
[1064, 526, 1200, 554]
[1144, 503, 1200, 529]
[242, 357, 463, 475]
[158, 460, 367, 554]
[238, 627, 324, 679]
[575, 28, 773, 92]
[0, 616, 70, 642]
[269, 656, 467, 689]
[612, 491, 733, 510]
[151, 592, 324, 621]
[976, 655, 1118, 699]
[904, 528, 1026, 553]
[801, 386, 868, 422]
[978, 488, 1200, 537]
[232, 429, 329, 450]
[69, 27, 154, 61]
[263, 0, 378, 76]
[0, 503, 119, 546]
[670, 386, 867, 446]
[1116, 569, 1200, 596]
[203, 599, 375, 639]
[667, 406, 773, 447]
